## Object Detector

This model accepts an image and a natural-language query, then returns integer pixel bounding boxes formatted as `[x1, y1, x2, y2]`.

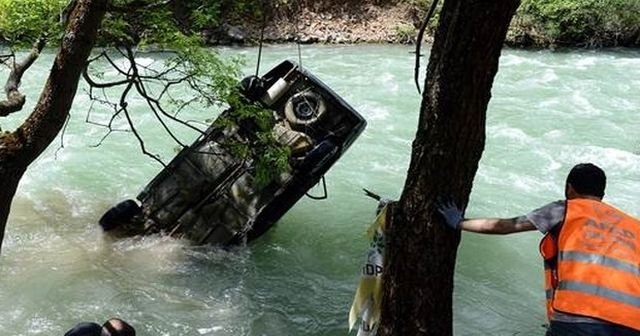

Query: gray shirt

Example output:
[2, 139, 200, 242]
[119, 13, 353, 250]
[525, 200, 566, 234]
[524, 200, 611, 325]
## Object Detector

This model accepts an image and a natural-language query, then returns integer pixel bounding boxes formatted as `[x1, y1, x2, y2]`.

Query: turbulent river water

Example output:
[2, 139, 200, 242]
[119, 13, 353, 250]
[0, 44, 639, 335]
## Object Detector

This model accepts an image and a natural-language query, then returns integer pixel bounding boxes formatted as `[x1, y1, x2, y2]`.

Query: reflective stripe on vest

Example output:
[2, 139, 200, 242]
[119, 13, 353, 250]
[558, 280, 640, 308]
[552, 198, 640, 331]
[559, 251, 640, 276]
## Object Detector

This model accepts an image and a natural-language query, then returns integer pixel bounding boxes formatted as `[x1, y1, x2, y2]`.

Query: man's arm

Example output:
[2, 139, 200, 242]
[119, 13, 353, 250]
[437, 200, 537, 234]
[460, 216, 536, 234]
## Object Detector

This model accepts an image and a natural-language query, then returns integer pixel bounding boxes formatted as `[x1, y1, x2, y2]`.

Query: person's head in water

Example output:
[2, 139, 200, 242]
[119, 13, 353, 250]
[102, 318, 135, 336]
[565, 163, 606, 200]
[64, 319, 135, 336]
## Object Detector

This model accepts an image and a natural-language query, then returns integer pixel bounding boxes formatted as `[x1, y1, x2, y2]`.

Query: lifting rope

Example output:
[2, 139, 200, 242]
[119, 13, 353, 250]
[255, 0, 305, 76]
[255, 0, 269, 76]
[253, 0, 328, 201]
[255, 7, 267, 76]
[305, 175, 328, 200]
[294, 0, 303, 68]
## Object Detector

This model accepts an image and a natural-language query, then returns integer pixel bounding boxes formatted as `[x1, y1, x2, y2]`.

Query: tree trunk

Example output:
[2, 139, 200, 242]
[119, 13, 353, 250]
[0, 0, 108, 253]
[378, 0, 520, 335]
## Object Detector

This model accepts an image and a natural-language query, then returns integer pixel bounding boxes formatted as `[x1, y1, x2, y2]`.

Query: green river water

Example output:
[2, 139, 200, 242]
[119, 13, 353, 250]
[0, 44, 639, 335]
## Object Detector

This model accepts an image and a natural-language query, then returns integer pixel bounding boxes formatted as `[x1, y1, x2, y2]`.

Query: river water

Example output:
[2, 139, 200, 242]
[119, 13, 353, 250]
[0, 45, 639, 335]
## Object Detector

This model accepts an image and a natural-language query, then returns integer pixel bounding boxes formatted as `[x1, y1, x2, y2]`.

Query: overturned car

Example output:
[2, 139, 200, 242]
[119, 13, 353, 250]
[99, 60, 366, 245]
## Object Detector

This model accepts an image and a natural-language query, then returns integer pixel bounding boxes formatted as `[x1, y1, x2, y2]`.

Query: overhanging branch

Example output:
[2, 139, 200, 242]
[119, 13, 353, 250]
[82, 38, 232, 167]
[0, 37, 47, 117]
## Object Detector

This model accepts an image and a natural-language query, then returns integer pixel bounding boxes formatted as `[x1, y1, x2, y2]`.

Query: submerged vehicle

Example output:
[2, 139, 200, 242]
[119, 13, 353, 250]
[100, 60, 367, 245]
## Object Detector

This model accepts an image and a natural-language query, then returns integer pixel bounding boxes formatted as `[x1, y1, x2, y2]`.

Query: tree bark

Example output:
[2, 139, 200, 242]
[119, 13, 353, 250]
[378, 0, 520, 335]
[0, 0, 108, 253]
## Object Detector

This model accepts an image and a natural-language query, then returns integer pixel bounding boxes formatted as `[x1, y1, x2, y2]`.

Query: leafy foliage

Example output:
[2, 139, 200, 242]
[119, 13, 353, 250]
[516, 0, 640, 46]
[0, 0, 66, 44]
[0, 0, 290, 187]
[2, 0, 639, 48]
[153, 31, 292, 188]
[98, 1, 290, 187]
[173, 0, 266, 32]
[394, 23, 417, 44]
[220, 90, 291, 188]
[254, 139, 290, 187]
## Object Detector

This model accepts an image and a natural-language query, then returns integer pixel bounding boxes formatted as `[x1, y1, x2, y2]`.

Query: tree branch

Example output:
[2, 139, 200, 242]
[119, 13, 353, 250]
[0, 37, 47, 117]
[82, 50, 134, 88]
[83, 46, 211, 158]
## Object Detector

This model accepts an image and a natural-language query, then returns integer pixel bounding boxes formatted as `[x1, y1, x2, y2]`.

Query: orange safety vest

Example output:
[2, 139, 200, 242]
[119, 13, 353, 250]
[539, 198, 640, 330]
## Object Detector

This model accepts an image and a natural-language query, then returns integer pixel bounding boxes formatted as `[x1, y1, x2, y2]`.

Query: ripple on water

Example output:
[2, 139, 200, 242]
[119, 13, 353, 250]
[356, 102, 390, 121]
[3, 46, 640, 336]
[560, 145, 640, 171]
[488, 123, 532, 145]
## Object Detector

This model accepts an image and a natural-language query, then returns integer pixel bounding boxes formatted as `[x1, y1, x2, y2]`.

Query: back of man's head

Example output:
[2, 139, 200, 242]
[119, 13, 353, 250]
[102, 318, 135, 336]
[566, 163, 606, 198]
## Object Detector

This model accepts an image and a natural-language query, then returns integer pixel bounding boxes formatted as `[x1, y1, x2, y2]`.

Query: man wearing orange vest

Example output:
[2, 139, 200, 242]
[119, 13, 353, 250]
[438, 163, 640, 336]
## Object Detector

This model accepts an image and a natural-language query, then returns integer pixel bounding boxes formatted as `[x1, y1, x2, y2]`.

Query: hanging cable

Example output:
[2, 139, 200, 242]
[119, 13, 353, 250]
[297, 39, 303, 69]
[294, 0, 303, 68]
[306, 176, 328, 200]
[255, 0, 269, 76]
[255, 17, 266, 76]
[414, 0, 440, 94]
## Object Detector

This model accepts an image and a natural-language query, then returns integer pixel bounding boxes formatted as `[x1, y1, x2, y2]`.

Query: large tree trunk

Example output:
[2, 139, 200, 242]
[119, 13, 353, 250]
[378, 0, 520, 335]
[0, 0, 108, 252]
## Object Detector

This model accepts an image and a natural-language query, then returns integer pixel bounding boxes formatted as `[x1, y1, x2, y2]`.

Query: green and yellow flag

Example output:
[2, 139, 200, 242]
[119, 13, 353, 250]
[348, 204, 387, 335]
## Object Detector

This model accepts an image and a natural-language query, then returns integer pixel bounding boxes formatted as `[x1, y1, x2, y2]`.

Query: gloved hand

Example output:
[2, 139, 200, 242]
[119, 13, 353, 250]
[436, 198, 463, 230]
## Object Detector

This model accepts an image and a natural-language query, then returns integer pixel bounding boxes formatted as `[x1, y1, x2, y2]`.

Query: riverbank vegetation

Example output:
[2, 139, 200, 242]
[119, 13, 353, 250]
[0, 0, 66, 44]
[0, 0, 637, 48]
[513, 0, 640, 47]
[401, 0, 640, 47]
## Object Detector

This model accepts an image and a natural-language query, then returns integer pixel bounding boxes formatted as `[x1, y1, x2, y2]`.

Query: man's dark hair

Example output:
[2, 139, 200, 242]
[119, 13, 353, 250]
[102, 319, 135, 336]
[566, 163, 606, 198]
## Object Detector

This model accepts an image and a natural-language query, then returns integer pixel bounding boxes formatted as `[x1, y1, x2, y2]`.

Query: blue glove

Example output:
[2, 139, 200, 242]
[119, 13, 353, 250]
[436, 199, 463, 230]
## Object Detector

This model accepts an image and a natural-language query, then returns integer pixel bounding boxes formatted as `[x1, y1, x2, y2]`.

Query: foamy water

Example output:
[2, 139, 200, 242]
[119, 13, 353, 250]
[1, 45, 639, 335]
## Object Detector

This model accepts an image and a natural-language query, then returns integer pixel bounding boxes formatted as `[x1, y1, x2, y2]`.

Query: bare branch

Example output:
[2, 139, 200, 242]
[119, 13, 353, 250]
[83, 87, 130, 148]
[124, 47, 187, 148]
[83, 67, 131, 88]
[107, 48, 135, 76]
[172, 96, 200, 117]
[83, 50, 133, 88]
[0, 52, 14, 68]
[80, 38, 230, 167]
[0, 37, 47, 117]
[54, 114, 71, 159]
[111, 79, 166, 166]
[89, 105, 130, 148]
[123, 46, 205, 139]
[138, 77, 205, 136]
[16, 37, 47, 73]
[122, 104, 165, 166]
